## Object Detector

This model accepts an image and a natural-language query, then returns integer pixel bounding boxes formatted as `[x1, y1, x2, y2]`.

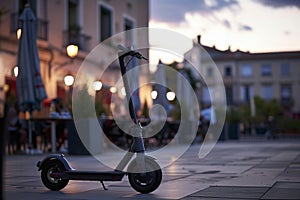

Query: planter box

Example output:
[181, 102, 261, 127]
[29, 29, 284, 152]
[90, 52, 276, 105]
[67, 118, 103, 155]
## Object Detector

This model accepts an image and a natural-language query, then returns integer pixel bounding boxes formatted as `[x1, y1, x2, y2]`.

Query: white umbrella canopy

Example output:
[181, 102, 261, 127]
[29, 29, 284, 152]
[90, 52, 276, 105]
[153, 60, 169, 119]
[177, 69, 195, 121]
[16, 5, 47, 149]
[16, 5, 47, 113]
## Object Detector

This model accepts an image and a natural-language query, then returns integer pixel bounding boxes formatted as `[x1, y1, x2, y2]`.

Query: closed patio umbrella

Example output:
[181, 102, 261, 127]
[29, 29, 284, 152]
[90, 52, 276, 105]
[16, 5, 47, 150]
[177, 69, 195, 121]
[153, 60, 169, 119]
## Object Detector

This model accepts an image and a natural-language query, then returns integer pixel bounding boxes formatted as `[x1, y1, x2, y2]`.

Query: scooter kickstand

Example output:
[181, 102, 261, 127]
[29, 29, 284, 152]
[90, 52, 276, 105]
[100, 181, 108, 190]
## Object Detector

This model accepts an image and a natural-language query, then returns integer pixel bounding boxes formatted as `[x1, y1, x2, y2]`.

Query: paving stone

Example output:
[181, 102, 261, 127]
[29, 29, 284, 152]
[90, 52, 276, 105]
[261, 182, 300, 200]
[4, 141, 300, 200]
[272, 182, 300, 188]
[262, 188, 300, 199]
[181, 197, 251, 200]
[189, 186, 269, 199]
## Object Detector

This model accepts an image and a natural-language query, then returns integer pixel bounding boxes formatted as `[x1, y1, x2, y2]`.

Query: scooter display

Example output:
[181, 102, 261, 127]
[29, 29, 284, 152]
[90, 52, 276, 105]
[36, 45, 162, 194]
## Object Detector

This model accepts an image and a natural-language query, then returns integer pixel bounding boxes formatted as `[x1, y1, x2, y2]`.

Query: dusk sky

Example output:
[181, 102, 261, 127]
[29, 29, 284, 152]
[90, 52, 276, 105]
[149, 0, 300, 58]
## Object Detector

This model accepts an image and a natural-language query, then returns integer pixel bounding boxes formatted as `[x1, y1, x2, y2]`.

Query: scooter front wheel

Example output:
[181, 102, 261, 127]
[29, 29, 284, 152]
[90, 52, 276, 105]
[128, 157, 162, 194]
[41, 160, 69, 191]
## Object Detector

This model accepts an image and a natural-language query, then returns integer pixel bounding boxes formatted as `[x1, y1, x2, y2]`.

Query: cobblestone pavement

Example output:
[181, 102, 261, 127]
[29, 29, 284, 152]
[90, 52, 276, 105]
[3, 139, 300, 199]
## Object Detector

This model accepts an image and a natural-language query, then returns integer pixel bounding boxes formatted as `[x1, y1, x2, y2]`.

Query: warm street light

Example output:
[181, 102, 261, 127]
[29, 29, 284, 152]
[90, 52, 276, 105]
[151, 90, 158, 100]
[110, 87, 117, 93]
[66, 44, 78, 58]
[16, 28, 22, 39]
[166, 91, 176, 101]
[51, 44, 79, 77]
[4, 84, 9, 92]
[93, 81, 103, 91]
[13, 66, 19, 77]
[64, 74, 74, 86]
[120, 87, 126, 97]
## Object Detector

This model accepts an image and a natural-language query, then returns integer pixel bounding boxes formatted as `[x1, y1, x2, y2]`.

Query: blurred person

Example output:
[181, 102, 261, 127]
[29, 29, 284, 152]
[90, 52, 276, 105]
[7, 103, 27, 154]
[266, 115, 276, 139]
[48, 98, 69, 153]
[198, 105, 216, 141]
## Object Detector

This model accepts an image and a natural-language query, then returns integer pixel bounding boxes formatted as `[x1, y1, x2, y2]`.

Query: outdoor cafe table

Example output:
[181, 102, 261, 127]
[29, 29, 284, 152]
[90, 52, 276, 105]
[33, 118, 71, 153]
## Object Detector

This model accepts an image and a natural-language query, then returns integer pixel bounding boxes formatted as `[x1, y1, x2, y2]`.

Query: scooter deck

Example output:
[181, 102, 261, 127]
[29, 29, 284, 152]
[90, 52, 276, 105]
[52, 170, 125, 181]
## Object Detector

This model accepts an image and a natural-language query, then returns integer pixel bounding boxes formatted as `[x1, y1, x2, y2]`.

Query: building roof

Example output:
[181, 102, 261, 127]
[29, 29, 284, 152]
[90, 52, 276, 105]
[202, 45, 300, 61]
[193, 34, 300, 61]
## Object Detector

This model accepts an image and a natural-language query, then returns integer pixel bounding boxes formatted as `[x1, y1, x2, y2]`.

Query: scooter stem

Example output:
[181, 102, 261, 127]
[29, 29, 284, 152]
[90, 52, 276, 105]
[118, 50, 145, 153]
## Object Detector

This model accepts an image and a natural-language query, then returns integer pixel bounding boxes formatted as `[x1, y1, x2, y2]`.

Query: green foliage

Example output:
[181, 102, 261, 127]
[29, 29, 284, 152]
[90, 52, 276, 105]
[226, 107, 241, 123]
[226, 96, 300, 133]
[277, 117, 300, 133]
[227, 96, 283, 125]
[253, 96, 282, 123]
[226, 104, 251, 125]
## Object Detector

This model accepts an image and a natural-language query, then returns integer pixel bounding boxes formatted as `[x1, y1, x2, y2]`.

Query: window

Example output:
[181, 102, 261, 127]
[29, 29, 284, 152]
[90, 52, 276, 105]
[281, 63, 290, 76]
[240, 85, 253, 102]
[207, 67, 213, 77]
[224, 66, 232, 77]
[261, 64, 272, 76]
[124, 18, 134, 31]
[225, 86, 233, 105]
[241, 65, 252, 77]
[99, 5, 112, 42]
[66, 0, 82, 48]
[124, 17, 135, 46]
[261, 85, 273, 100]
[68, 0, 79, 30]
[281, 85, 292, 100]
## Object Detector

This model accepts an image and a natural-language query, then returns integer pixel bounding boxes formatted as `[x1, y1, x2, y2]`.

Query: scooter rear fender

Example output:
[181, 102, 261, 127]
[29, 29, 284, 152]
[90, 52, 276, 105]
[37, 154, 73, 171]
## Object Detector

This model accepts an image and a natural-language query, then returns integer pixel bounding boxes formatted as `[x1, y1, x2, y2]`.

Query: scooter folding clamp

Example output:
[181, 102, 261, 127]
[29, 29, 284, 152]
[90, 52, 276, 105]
[128, 123, 143, 137]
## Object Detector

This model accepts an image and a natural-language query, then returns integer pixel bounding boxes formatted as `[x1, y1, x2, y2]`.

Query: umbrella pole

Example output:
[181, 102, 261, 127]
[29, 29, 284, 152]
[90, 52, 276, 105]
[28, 112, 33, 153]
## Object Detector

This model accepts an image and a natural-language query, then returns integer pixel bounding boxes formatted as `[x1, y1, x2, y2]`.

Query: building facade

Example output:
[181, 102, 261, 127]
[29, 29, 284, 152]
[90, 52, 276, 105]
[185, 36, 300, 114]
[0, 0, 149, 116]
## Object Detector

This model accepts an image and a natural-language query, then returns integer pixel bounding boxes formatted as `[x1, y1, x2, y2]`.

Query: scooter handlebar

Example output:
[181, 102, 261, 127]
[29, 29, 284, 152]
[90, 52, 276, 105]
[117, 44, 148, 60]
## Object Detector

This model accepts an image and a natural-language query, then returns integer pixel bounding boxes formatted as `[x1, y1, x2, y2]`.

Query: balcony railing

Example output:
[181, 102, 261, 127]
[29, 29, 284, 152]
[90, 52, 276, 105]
[10, 12, 48, 41]
[63, 30, 91, 52]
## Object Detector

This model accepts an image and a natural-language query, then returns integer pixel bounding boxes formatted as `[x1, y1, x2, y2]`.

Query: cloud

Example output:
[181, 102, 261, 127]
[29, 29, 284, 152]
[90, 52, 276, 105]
[150, 0, 239, 23]
[256, 0, 300, 9]
[239, 24, 253, 31]
[223, 19, 231, 29]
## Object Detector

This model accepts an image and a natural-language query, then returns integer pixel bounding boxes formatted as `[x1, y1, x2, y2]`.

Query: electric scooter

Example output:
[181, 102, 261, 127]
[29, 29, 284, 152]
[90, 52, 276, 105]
[36, 45, 162, 194]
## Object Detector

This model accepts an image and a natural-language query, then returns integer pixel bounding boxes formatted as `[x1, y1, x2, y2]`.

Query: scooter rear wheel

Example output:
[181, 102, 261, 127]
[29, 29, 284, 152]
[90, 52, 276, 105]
[41, 160, 69, 191]
[128, 157, 162, 194]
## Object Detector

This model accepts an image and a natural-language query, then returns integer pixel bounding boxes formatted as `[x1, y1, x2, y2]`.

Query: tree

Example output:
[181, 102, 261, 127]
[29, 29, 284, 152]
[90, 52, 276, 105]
[253, 96, 282, 124]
